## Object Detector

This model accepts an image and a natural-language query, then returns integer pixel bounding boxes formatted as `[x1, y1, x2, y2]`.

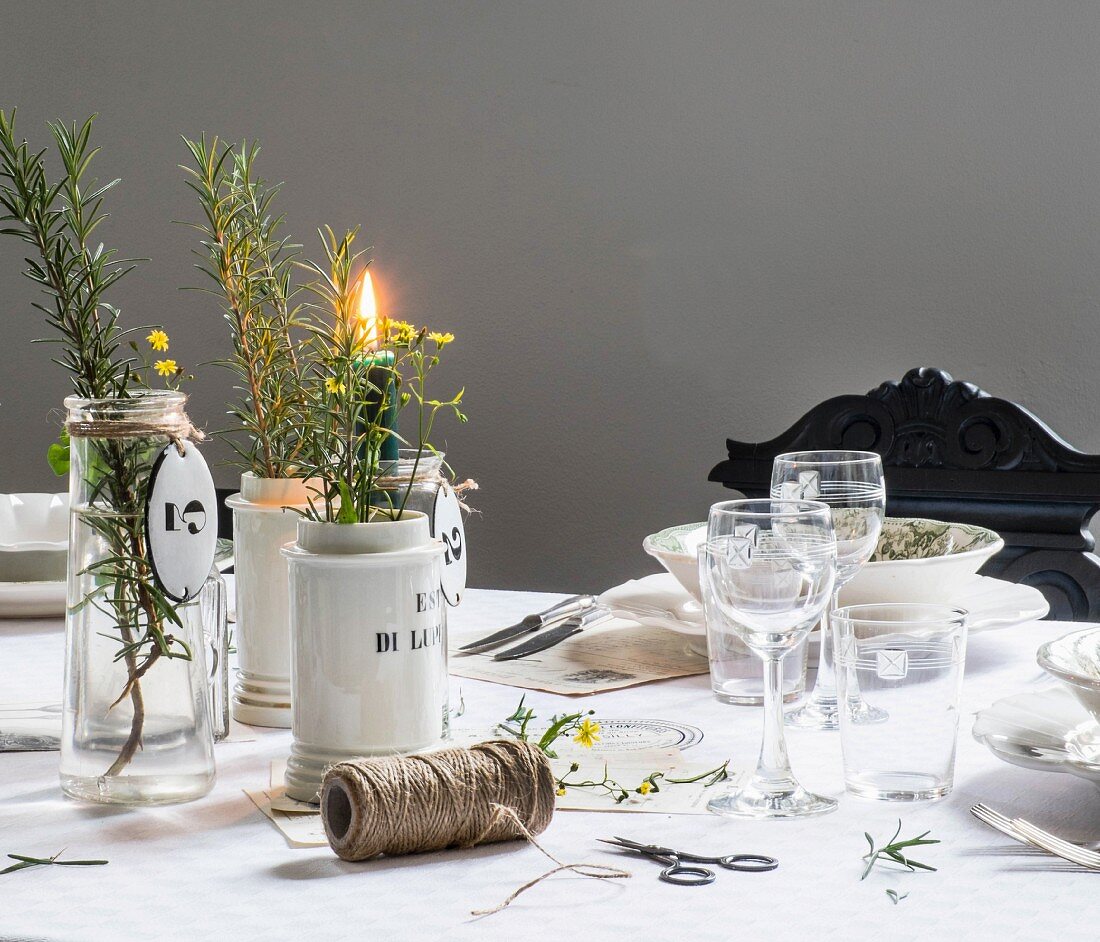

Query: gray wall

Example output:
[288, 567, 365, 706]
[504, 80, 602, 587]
[2, 1, 1099, 592]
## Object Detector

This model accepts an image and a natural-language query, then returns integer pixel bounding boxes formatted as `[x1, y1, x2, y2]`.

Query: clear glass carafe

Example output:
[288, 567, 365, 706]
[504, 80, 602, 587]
[61, 391, 215, 805]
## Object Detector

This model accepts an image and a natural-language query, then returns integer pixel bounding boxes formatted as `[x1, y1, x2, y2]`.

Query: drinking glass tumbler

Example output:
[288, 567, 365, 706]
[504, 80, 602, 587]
[833, 604, 968, 801]
[701, 576, 809, 704]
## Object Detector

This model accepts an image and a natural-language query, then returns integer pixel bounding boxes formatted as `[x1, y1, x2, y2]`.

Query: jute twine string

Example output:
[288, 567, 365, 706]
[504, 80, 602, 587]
[375, 471, 480, 512]
[319, 740, 630, 916]
[67, 414, 204, 457]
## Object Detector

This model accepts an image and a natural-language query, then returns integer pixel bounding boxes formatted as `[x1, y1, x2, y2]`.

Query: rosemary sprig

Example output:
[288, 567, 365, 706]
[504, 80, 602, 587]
[0, 110, 189, 777]
[180, 136, 307, 477]
[1, 850, 108, 876]
[886, 889, 909, 905]
[861, 820, 940, 880]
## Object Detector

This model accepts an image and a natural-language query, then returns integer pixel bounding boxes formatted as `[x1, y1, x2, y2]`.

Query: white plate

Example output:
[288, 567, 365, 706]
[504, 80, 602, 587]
[605, 572, 1048, 638]
[0, 538, 234, 620]
[973, 686, 1100, 789]
[0, 580, 67, 619]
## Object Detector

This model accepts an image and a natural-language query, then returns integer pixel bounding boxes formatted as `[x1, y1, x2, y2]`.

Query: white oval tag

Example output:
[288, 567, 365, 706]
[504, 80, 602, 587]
[145, 441, 217, 603]
[432, 483, 466, 607]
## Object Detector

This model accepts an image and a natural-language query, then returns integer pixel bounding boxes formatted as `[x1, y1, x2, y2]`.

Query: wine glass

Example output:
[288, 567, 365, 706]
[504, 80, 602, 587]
[772, 450, 886, 730]
[700, 499, 837, 818]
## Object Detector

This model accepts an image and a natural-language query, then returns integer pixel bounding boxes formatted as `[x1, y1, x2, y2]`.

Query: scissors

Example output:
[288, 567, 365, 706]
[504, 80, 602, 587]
[598, 836, 778, 886]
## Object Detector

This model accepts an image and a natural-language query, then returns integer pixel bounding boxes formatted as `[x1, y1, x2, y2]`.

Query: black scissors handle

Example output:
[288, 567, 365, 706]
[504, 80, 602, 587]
[669, 851, 778, 872]
[654, 856, 716, 887]
[712, 853, 779, 872]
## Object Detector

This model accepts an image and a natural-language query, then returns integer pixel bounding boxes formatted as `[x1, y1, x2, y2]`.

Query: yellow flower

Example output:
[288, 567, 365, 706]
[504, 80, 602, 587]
[324, 376, 346, 395]
[154, 359, 178, 377]
[428, 331, 454, 348]
[638, 780, 652, 796]
[388, 320, 416, 345]
[556, 787, 566, 797]
[146, 329, 169, 351]
[573, 718, 601, 749]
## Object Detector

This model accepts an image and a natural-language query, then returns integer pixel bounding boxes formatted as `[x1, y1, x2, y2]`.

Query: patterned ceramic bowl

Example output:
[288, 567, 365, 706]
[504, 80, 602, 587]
[642, 522, 708, 600]
[0, 493, 69, 582]
[1037, 626, 1100, 725]
[840, 517, 1002, 605]
[644, 516, 1002, 605]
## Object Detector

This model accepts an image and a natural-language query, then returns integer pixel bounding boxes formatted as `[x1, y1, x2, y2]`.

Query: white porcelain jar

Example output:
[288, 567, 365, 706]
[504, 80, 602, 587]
[281, 511, 448, 803]
[225, 475, 315, 728]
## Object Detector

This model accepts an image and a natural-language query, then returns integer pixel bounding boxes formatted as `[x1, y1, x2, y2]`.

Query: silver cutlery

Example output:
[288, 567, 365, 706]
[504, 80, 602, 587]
[493, 606, 611, 660]
[458, 594, 598, 654]
[971, 803, 1100, 870]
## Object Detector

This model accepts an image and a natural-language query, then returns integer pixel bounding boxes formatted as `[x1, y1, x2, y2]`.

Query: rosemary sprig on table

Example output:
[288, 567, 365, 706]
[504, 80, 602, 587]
[1, 850, 108, 876]
[861, 820, 939, 880]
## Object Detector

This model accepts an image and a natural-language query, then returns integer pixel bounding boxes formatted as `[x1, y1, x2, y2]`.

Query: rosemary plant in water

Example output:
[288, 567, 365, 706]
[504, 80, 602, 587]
[0, 111, 193, 782]
[180, 136, 308, 476]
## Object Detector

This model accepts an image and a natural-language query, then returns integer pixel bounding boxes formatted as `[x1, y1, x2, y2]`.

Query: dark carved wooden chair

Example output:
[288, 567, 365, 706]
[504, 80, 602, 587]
[708, 367, 1100, 621]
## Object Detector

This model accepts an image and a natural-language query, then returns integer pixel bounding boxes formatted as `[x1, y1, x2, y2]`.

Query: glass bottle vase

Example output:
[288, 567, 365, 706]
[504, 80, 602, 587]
[60, 391, 216, 805]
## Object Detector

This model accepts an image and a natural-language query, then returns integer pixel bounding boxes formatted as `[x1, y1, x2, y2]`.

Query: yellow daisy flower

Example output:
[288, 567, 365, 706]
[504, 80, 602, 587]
[388, 320, 416, 345]
[146, 329, 169, 351]
[638, 780, 652, 796]
[573, 718, 601, 749]
[154, 359, 178, 377]
[556, 787, 566, 797]
[324, 377, 346, 395]
[428, 331, 454, 348]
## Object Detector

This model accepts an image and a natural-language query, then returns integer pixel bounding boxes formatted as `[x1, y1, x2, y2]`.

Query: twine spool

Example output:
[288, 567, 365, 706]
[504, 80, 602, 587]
[320, 740, 556, 861]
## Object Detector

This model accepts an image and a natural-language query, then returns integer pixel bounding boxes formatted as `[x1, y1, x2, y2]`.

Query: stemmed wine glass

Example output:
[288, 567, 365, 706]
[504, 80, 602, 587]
[700, 499, 838, 818]
[772, 451, 886, 730]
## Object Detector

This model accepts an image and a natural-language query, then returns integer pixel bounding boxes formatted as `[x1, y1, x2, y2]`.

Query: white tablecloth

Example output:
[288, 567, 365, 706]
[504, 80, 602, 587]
[1, 587, 1098, 941]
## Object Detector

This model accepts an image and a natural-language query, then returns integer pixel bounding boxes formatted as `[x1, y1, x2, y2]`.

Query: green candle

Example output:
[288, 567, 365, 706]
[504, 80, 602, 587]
[354, 271, 399, 465]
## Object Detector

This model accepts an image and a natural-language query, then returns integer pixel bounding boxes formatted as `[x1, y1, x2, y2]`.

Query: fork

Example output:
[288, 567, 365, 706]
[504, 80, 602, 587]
[971, 803, 1100, 870]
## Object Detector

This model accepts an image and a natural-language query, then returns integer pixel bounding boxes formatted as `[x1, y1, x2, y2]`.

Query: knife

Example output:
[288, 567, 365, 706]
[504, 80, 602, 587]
[458, 594, 598, 654]
[492, 607, 610, 660]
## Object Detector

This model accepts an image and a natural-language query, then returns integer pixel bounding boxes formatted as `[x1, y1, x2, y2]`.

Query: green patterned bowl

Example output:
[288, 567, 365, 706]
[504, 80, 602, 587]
[644, 516, 1002, 605]
[841, 517, 1003, 605]
[642, 523, 708, 600]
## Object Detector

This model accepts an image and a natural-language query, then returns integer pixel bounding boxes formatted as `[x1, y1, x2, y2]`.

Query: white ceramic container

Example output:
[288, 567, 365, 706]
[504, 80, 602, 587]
[1037, 626, 1100, 725]
[840, 519, 1003, 605]
[643, 517, 1003, 606]
[0, 492, 68, 582]
[225, 475, 315, 728]
[281, 511, 447, 803]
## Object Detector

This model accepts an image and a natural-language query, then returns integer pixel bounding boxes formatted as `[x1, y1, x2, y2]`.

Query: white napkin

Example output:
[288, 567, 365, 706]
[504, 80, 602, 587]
[599, 573, 706, 635]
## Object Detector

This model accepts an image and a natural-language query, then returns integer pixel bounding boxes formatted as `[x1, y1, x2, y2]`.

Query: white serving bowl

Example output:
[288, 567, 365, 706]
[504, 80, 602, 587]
[642, 522, 707, 600]
[1037, 626, 1100, 726]
[643, 516, 1002, 606]
[840, 518, 1003, 605]
[0, 493, 69, 582]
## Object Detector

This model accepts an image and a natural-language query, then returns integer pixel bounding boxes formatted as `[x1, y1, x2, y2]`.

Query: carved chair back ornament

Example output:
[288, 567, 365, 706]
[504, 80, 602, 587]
[708, 367, 1100, 621]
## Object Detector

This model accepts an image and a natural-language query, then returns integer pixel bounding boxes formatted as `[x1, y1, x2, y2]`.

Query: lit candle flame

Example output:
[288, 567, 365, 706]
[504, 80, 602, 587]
[354, 269, 379, 350]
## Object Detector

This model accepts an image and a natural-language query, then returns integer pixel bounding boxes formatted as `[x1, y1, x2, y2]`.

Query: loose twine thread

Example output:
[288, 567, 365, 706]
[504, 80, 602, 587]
[319, 740, 630, 916]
